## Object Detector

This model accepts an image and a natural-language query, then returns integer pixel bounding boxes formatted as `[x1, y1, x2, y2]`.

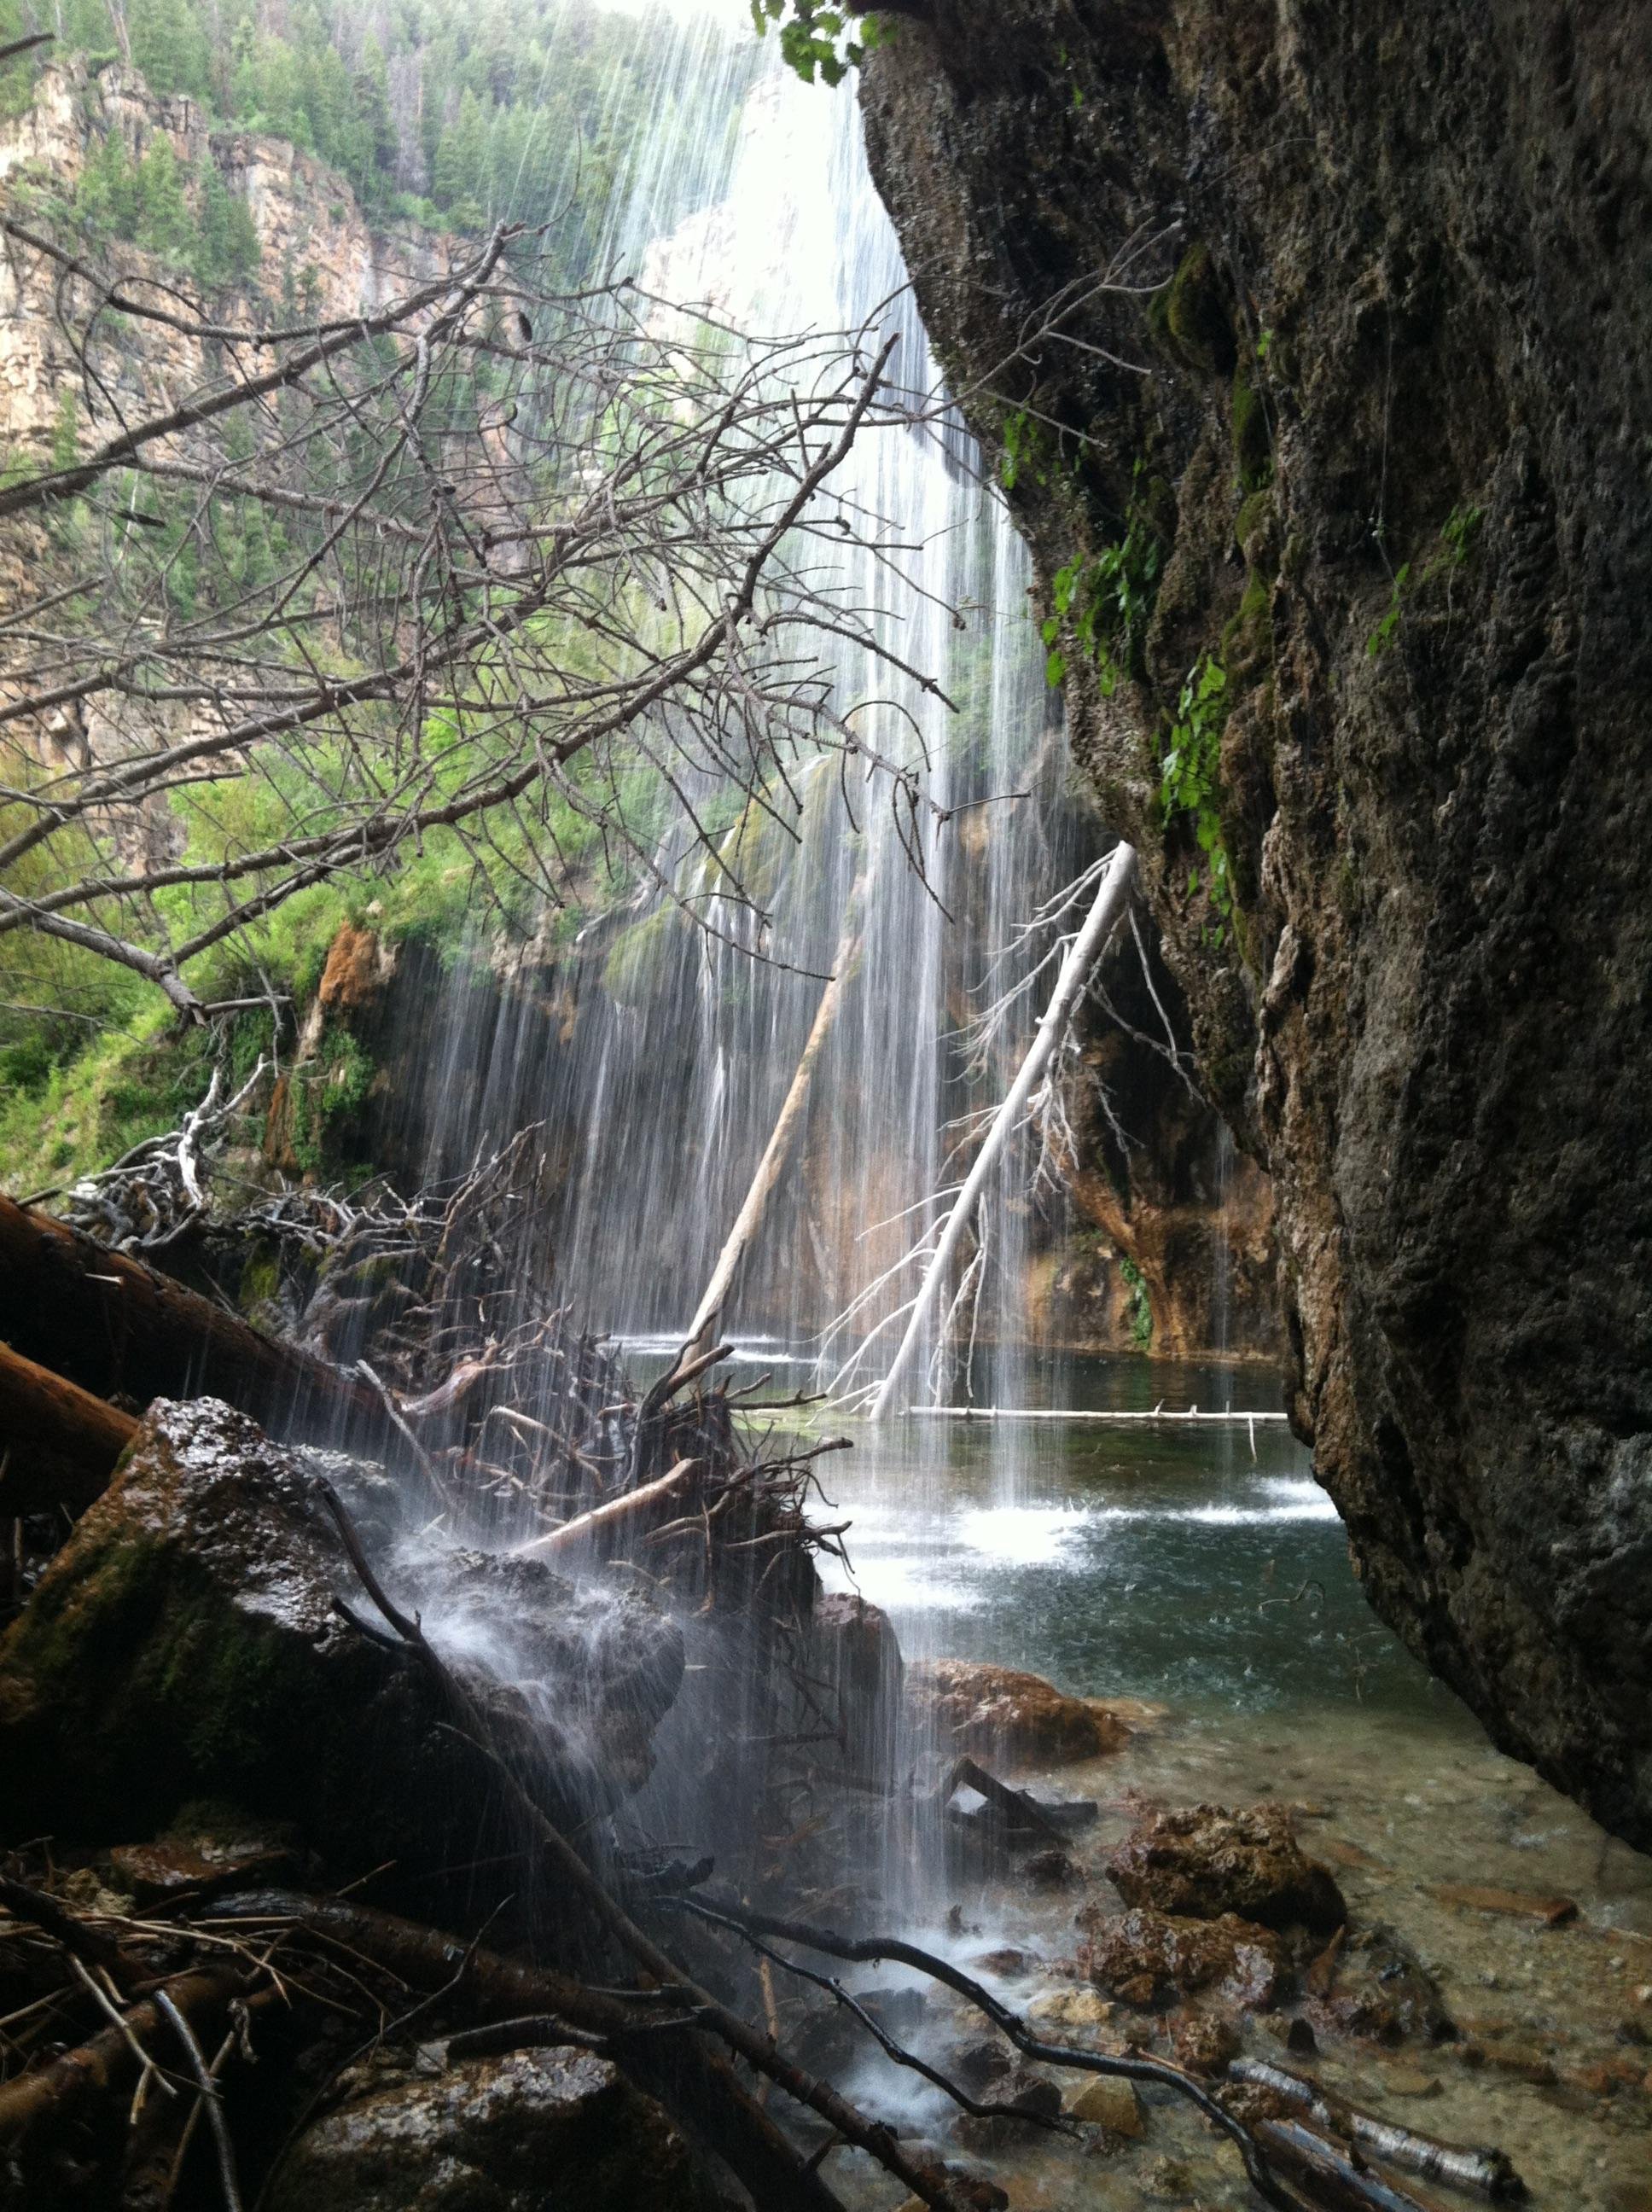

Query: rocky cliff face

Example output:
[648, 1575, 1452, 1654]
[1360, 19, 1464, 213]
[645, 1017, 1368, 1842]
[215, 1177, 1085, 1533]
[0, 61, 429, 462]
[862, 0, 1652, 1842]
[0, 62, 442, 857]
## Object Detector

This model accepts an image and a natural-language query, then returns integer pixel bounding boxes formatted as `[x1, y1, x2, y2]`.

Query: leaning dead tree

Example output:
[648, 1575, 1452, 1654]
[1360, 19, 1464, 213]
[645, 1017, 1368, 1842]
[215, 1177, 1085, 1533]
[827, 840, 1137, 1415]
[0, 212, 950, 1023]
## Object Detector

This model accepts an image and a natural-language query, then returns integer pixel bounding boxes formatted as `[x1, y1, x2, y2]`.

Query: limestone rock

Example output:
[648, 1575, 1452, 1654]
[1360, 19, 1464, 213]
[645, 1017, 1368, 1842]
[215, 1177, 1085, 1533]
[907, 1656, 1129, 1766]
[265, 2046, 713, 2212]
[1107, 1802, 1346, 1932]
[1079, 1906, 1287, 2011]
[954, 2064, 1062, 2150]
[1026, 1985, 1115, 2033]
[811, 1590, 904, 1780]
[1170, 2009, 1242, 2075]
[0, 1398, 681, 1877]
[1067, 2075, 1144, 2135]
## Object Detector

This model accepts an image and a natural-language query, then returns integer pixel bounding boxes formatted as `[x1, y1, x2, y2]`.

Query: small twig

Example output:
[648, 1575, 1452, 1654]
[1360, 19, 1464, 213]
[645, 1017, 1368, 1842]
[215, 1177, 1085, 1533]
[155, 1988, 244, 2212]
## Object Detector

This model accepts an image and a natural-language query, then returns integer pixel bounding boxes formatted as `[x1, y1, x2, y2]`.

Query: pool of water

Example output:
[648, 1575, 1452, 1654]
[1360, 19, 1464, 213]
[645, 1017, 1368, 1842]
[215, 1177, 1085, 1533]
[702, 1348, 1652, 2212]
[812, 1358, 1443, 1725]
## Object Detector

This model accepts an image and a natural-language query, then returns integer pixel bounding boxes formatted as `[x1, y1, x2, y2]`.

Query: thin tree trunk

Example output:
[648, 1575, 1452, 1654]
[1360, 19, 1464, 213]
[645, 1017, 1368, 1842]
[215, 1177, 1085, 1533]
[686, 890, 864, 1350]
[868, 843, 1137, 1421]
[0, 1342, 139, 1516]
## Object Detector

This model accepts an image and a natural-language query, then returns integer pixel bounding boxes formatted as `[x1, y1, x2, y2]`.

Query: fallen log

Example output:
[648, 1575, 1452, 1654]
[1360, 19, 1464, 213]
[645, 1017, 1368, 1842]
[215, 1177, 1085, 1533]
[942, 1755, 1069, 1848]
[913, 1406, 1289, 1424]
[686, 882, 865, 1353]
[1255, 2114, 1462, 2212]
[0, 1340, 138, 1516]
[1229, 2059, 1524, 2201]
[0, 1192, 394, 1459]
[868, 843, 1136, 1420]
[0, 1965, 259, 2149]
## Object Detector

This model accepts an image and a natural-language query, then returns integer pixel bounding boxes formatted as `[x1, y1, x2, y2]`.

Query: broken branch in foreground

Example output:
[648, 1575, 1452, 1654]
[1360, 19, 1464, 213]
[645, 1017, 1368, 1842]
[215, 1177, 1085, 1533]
[663, 1894, 1525, 2212]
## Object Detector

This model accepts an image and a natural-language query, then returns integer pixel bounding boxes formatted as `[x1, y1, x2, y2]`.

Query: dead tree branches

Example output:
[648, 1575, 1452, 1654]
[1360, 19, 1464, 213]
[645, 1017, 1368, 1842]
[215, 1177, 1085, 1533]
[0, 213, 954, 1024]
[50, 1059, 268, 1251]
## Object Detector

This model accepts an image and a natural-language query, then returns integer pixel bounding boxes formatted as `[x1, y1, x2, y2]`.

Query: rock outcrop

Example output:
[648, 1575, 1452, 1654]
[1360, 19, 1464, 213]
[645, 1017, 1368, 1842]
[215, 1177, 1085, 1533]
[0, 1397, 683, 1874]
[1107, 1802, 1346, 1934]
[862, 2, 1652, 1844]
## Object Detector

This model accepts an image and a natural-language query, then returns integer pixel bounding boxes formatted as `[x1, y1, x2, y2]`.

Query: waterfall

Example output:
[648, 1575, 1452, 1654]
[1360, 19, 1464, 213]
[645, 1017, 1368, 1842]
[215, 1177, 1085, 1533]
[393, 14, 1082, 1402]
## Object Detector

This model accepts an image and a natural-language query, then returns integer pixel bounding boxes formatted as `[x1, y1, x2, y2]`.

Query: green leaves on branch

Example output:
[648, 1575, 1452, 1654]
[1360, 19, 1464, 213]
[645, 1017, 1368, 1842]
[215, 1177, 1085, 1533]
[749, 0, 887, 85]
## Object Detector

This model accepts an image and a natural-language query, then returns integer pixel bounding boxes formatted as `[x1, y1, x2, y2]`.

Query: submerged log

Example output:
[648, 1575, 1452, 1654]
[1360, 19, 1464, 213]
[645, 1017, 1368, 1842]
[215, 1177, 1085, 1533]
[1230, 2058, 1525, 2200]
[0, 1341, 138, 1516]
[0, 1192, 393, 1455]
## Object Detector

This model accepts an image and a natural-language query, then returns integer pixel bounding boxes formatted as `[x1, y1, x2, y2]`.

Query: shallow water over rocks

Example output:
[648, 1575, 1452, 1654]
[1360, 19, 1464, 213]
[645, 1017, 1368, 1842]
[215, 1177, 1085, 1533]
[784, 1354, 1652, 2212]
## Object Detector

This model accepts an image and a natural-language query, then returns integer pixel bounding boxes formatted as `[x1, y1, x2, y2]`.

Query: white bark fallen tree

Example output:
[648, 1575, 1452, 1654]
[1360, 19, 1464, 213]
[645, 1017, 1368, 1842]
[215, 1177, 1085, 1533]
[912, 1406, 1288, 1423]
[685, 881, 866, 1353]
[865, 841, 1137, 1422]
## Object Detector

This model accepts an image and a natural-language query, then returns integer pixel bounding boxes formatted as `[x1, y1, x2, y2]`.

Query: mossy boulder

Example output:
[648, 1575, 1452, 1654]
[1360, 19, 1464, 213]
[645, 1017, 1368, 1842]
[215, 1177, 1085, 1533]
[1230, 356, 1271, 492]
[0, 1400, 683, 1877]
[265, 2046, 717, 2212]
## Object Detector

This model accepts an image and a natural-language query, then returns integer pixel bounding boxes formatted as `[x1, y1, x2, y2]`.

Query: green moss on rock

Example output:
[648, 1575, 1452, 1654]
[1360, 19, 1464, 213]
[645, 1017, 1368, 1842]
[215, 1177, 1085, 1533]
[1151, 242, 1237, 376]
[1230, 357, 1272, 492]
[601, 907, 678, 1011]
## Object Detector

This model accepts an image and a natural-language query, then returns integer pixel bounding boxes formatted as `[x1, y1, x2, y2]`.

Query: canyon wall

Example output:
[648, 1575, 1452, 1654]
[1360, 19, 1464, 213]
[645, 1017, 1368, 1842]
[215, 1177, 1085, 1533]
[862, 0, 1652, 1842]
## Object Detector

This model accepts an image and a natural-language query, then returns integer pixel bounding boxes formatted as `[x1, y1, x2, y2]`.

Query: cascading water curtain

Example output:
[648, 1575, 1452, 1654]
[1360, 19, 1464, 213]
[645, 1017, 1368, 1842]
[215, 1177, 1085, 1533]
[387, 3, 1090, 1915]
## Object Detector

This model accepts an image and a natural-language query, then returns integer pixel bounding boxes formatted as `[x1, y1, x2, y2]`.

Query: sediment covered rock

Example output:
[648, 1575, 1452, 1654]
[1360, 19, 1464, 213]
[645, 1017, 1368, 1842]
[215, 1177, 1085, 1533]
[1079, 1904, 1287, 2011]
[265, 2046, 714, 2212]
[1107, 1802, 1346, 1933]
[0, 1398, 682, 1872]
[908, 1656, 1130, 1767]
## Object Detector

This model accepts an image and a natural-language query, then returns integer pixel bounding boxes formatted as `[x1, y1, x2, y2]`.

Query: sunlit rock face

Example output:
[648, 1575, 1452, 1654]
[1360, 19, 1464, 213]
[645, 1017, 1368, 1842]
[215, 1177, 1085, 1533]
[862, 2, 1652, 1842]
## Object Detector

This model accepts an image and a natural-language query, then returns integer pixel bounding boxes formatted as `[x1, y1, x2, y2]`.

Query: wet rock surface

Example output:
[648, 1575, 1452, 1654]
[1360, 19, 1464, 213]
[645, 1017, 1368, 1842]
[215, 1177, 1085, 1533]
[812, 1589, 905, 1778]
[909, 1656, 1131, 1766]
[1108, 1802, 1346, 1932]
[0, 1398, 682, 1874]
[1079, 1904, 1288, 2011]
[264, 2045, 713, 2212]
[860, 1, 1652, 1844]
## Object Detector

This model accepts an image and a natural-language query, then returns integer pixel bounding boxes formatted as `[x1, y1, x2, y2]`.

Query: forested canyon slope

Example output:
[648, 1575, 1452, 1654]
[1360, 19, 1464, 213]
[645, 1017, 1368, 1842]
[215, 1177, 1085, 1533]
[862, 0, 1652, 1843]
